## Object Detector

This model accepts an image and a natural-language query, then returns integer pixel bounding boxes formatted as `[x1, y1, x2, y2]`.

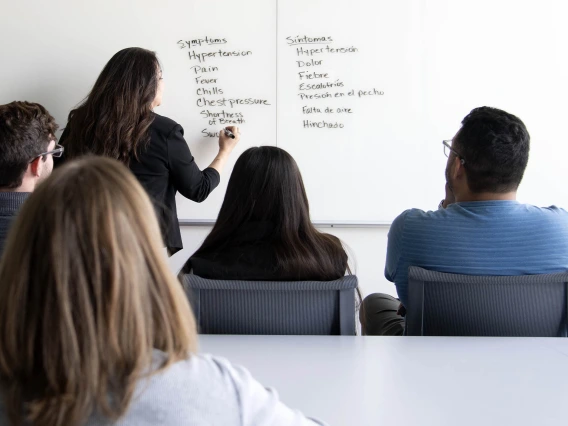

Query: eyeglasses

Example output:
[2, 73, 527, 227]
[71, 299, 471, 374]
[31, 143, 64, 162]
[443, 140, 465, 165]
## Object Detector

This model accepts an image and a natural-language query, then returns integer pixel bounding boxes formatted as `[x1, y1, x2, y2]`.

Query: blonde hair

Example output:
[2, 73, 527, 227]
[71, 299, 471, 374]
[0, 156, 197, 426]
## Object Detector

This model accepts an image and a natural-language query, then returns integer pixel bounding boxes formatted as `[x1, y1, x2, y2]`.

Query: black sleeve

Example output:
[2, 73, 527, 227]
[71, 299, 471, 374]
[167, 125, 220, 202]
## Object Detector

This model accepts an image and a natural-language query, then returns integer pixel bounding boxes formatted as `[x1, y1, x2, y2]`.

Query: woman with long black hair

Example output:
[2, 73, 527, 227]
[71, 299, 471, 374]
[182, 146, 349, 281]
[58, 47, 239, 254]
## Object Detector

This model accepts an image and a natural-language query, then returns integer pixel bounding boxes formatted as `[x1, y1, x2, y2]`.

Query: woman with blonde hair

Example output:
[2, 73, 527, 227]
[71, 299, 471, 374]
[0, 157, 324, 426]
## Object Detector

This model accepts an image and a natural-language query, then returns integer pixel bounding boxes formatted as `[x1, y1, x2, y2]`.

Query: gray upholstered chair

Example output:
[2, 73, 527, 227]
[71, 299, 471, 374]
[181, 274, 358, 335]
[406, 266, 568, 337]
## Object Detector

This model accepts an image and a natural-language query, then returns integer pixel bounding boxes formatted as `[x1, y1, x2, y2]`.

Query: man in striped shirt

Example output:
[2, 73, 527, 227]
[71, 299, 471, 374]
[360, 106, 568, 335]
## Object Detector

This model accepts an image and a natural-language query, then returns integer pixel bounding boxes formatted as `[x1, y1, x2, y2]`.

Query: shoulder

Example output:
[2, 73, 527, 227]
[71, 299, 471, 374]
[387, 207, 450, 244]
[317, 232, 343, 247]
[92, 354, 244, 425]
[166, 353, 240, 383]
[162, 354, 265, 405]
[150, 113, 183, 137]
[529, 204, 568, 215]
[389, 208, 425, 231]
[515, 203, 568, 224]
[145, 354, 244, 403]
[321, 233, 348, 258]
[393, 207, 437, 222]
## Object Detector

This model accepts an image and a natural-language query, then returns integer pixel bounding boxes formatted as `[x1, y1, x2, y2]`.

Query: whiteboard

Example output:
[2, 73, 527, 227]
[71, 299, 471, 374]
[1, 0, 567, 222]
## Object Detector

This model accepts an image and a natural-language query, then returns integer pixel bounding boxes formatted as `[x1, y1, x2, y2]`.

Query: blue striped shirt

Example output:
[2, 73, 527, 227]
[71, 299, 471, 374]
[385, 201, 568, 307]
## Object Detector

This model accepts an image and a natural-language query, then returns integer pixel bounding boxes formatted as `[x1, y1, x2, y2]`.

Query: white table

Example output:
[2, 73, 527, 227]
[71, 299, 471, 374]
[200, 335, 568, 426]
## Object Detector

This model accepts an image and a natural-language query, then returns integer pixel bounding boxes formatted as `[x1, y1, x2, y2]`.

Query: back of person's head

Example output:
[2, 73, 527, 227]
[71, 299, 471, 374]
[454, 106, 530, 193]
[0, 157, 196, 426]
[222, 146, 310, 227]
[64, 47, 161, 164]
[0, 101, 58, 190]
[191, 146, 347, 280]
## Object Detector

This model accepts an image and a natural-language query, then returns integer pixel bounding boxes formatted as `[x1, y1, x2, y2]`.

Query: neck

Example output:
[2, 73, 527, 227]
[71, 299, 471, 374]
[455, 191, 517, 203]
[0, 181, 34, 193]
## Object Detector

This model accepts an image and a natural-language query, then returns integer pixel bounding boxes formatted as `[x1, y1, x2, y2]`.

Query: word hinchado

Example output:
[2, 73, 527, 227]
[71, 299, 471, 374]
[303, 120, 345, 129]
[177, 37, 227, 48]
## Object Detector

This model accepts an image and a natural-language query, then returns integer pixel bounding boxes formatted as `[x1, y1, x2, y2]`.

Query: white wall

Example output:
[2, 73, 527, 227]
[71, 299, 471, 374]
[168, 226, 397, 299]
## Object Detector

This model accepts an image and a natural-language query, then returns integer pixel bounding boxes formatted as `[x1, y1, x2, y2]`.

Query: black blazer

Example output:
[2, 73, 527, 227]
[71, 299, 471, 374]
[58, 113, 219, 254]
[130, 114, 219, 254]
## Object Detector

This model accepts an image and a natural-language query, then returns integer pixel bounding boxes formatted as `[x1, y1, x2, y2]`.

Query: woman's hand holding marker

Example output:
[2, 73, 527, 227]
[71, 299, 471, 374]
[219, 126, 240, 155]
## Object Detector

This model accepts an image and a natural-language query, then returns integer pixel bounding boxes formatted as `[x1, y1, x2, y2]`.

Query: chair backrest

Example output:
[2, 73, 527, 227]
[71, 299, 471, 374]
[181, 274, 358, 335]
[406, 266, 568, 337]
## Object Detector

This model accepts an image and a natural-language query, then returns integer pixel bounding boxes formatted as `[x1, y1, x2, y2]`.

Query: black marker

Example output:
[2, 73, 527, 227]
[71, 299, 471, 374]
[223, 128, 235, 139]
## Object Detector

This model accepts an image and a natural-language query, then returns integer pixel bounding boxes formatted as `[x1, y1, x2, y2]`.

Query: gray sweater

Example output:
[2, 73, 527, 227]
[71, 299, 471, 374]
[0, 353, 326, 426]
[0, 192, 29, 258]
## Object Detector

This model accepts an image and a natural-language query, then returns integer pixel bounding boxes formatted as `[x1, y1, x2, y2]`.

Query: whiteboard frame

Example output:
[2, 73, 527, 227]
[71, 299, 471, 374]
[179, 219, 391, 227]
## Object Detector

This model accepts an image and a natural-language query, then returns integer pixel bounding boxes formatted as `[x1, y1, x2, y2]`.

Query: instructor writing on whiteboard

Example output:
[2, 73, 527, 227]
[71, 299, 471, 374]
[57, 47, 240, 255]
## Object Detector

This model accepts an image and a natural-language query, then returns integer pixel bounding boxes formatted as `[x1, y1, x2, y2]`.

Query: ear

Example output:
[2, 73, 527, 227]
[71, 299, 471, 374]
[452, 156, 465, 180]
[29, 156, 43, 178]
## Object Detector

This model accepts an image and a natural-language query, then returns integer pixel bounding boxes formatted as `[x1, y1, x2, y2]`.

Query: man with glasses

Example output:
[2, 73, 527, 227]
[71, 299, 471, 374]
[0, 101, 63, 255]
[360, 106, 568, 335]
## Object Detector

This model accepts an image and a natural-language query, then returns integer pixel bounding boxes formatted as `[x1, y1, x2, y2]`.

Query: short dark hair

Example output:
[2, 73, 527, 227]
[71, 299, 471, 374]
[454, 106, 530, 193]
[0, 101, 58, 189]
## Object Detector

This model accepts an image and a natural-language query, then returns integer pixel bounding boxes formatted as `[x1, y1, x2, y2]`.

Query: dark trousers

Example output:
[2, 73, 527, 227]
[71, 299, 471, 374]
[359, 293, 405, 336]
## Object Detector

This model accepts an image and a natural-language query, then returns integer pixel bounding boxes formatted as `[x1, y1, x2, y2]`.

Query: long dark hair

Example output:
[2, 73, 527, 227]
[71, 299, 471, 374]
[62, 47, 160, 164]
[187, 146, 348, 280]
